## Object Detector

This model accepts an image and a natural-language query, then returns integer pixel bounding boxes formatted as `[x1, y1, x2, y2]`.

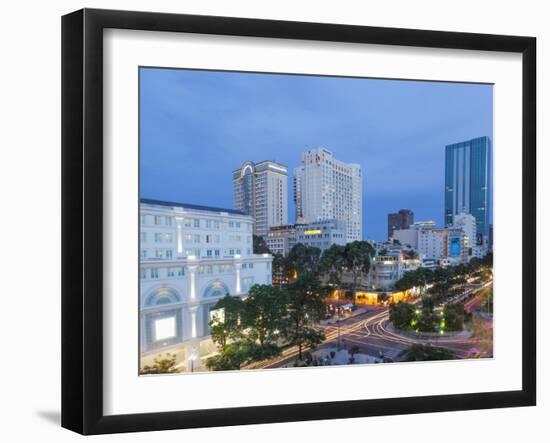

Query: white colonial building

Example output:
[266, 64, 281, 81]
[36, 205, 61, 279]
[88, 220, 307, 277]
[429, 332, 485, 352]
[139, 198, 273, 372]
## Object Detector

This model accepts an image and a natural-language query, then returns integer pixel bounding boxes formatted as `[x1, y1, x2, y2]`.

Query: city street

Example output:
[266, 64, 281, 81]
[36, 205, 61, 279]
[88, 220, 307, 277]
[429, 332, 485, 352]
[247, 281, 493, 369]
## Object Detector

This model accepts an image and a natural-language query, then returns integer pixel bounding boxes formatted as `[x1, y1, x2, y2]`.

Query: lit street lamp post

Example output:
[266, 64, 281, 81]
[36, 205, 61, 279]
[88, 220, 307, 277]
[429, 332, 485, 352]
[189, 348, 199, 373]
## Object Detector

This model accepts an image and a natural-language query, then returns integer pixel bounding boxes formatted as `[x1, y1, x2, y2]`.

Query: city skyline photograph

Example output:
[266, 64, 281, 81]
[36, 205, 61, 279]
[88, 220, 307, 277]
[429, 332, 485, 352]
[138, 66, 494, 375]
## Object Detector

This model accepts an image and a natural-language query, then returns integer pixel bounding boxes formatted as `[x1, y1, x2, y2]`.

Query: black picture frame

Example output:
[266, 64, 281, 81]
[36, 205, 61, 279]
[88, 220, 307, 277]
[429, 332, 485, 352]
[62, 8, 536, 435]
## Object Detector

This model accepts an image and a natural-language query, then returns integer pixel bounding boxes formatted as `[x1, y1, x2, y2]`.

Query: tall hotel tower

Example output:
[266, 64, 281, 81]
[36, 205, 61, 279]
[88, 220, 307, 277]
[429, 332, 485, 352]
[233, 160, 288, 237]
[293, 147, 362, 242]
[444, 136, 492, 242]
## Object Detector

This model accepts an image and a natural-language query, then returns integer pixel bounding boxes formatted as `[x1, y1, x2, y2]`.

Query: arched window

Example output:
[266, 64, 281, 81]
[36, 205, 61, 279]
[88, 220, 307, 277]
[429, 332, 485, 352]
[144, 288, 181, 308]
[202, 280, 230, 299]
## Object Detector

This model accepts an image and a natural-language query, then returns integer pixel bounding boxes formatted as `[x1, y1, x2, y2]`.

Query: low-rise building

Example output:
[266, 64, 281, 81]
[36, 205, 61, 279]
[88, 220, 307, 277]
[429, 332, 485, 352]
[367, 250, 421, 291]
[266, 219, 347, 256]
[139, 198, 273, 372]
[394, 221, 468, 264]
[265, 224, 299, 256]
[294, 219, 347, 252]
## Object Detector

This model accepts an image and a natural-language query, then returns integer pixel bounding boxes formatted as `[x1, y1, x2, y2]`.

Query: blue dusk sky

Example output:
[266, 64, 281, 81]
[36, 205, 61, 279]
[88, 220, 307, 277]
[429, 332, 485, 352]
[140, 67, 493, 241]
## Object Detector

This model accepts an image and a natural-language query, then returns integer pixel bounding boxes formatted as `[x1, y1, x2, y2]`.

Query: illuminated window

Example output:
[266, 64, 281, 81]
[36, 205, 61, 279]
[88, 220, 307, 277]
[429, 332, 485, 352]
[154, 317, 176, 341]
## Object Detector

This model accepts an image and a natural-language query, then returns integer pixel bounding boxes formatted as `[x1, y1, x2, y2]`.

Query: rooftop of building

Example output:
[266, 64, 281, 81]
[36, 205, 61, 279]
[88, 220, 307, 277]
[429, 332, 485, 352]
[140, 198, 244, 215]
[232, 160, 289, 175]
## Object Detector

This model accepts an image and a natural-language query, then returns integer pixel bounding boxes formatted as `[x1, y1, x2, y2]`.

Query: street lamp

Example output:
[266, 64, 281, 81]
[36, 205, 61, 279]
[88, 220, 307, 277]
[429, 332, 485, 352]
[189, 348, 199, 373]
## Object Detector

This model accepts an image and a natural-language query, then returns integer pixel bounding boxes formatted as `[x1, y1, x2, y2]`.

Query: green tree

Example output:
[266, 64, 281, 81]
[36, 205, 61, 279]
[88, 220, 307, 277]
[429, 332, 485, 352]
[398, 344, 456, 362]
[417, 296, 437, 332]
[242, 285, 288, 358]
[140, 353, 179, 374]
[342, 241, 374, 306]
[395, 267, 433, 292]
[205, 343, 249, 371]
[253, 235, 271, 254]
[443, 302, 465, 331]
[284, 274, 326, 360]
[287, 243, 322, 278]
[319, 244, 346, 286]
[389, 301, 415, 330]
[209, 295, 245, 350]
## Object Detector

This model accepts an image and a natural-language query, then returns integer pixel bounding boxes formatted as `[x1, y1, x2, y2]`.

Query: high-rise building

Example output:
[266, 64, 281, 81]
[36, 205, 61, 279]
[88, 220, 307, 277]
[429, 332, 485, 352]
[233, 160, 288, 238]
[445, 136, 492, 244]
[293, 147, 362, 242]
[387, 209, 414, 239]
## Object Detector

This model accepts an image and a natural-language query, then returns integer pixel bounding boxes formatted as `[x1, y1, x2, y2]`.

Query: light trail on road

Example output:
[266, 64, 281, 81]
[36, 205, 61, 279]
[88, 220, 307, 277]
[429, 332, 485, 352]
[245, 281, 493, 369]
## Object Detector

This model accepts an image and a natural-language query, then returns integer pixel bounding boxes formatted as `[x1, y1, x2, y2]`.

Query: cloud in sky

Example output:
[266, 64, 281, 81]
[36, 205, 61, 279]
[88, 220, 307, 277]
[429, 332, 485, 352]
[140, 67, 492, 241]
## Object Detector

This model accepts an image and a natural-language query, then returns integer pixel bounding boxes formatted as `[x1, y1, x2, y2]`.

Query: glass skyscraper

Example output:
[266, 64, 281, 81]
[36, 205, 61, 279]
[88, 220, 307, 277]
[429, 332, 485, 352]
[444, 136, 492, 243]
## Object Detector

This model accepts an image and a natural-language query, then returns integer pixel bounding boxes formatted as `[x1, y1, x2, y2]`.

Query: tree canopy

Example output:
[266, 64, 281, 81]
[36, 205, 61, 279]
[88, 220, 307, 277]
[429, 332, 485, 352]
[398, 344, 456, 362]
[253, 235, 271, 254]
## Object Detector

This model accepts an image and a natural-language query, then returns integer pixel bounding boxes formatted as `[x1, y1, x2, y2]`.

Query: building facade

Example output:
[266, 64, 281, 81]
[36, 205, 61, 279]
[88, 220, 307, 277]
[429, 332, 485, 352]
[445, 136, 492, 244]
[139, 199, 273, 372]
[367, 251, 421, 291]
[417, 227, 467, 264]
[294, 219, 347, 252]
[452, 212, 483, 260]
[394, 221, 468, 264]
[393, 221, 436, 250]
[293, 147, 362, 242]
[265, 224, 298, 257]
[266, 219, 347, 257]
[233, 160, 288, 238]
[387, 209, 414, 239]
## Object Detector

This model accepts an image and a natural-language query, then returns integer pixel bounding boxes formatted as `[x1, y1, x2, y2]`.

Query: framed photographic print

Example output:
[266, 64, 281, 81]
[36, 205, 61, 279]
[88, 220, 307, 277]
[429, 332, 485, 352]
[61, 8, 536, 435]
